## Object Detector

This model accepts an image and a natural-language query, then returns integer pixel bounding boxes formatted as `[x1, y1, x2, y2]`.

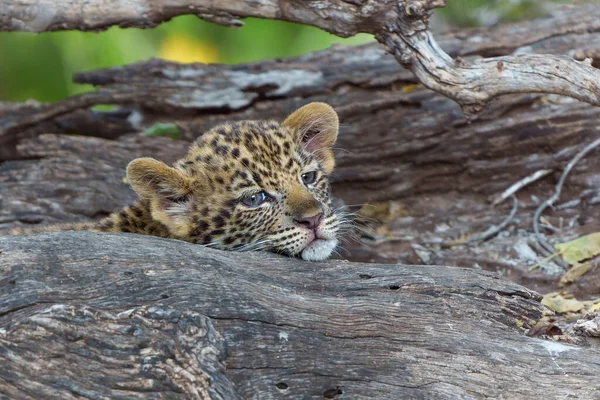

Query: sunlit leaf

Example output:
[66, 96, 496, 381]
[542, 292, 586, 314]
[401, 84, 422, 93]
[143, 123, 181, 140]
[559, 262, 593, 287]
[357, 201, 410, 223]
[555, 232, 600, 265]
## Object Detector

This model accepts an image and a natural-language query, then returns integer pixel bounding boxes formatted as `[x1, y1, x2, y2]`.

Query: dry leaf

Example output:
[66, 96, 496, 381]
[542, 292, 586, 314]
[358, 201, 409, 224]
[527, 316, 562, 337]
[555, 232, 600, 265]
[542, 292, 600, 315]
[559, 262, 592, 287]
[401, 84, 422, 93]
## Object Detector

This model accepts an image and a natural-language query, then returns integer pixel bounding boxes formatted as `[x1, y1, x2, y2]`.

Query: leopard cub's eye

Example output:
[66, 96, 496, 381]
[301, 171, 317, 185]
[241, 191, 267, 208]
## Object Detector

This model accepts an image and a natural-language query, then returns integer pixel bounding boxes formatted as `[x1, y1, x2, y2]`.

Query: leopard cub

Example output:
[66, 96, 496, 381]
[10, 103, 348, 261]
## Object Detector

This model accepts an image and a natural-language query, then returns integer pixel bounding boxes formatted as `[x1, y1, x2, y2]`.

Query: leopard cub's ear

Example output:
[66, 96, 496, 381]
[126, 157, 192, 208]
[282, 102, 339, 174]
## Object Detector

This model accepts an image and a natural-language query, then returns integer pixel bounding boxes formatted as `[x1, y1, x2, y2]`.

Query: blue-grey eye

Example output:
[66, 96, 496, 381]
[241, 191, 267, 208]
[301, 171, 317, 185]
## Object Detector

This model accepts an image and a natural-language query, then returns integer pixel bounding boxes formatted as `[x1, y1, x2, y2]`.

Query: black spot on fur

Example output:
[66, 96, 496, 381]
[198, 221, 209, 231]
[212, 216, 225, 228]
[216, 145, 229, 156]
[225, 199, 238, 208]
[219, 210, 231, 219]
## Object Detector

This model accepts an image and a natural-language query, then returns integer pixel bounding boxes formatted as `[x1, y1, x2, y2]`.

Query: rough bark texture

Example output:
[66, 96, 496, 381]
[2, 8, 600, 296]
[2, 2, 600, 115]
[2, 231, 599, 400]
[2, 6, 600, 399]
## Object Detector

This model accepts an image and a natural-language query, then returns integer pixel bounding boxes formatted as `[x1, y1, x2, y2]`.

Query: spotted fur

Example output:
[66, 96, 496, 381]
[8, 103, 347, 261]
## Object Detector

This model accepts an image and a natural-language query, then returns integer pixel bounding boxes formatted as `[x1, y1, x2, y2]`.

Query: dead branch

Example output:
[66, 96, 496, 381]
[532, 137, 600, 266]
[491, 170, 553, 206]
[2, 2, 600, 115]
[442, 195, 519, 247]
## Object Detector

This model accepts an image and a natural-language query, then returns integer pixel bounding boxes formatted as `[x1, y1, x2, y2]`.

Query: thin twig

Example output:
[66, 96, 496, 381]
[532, 137, 600, 268]
[528, 248, 567, 272]
[442, 195, 518, 247]
[555, 198, 582, 210]
[491, 169, 553, 206]
[465, 195, 519, 244]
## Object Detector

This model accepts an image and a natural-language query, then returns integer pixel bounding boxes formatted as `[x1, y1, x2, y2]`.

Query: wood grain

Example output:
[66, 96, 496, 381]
[2, 232, 598, 399]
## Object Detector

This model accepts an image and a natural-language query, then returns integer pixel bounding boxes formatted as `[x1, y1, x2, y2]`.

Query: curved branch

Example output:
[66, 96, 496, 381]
[381, 30, 600, 116]
[2, 1, 600, 116]
[0, 0, 409, 36]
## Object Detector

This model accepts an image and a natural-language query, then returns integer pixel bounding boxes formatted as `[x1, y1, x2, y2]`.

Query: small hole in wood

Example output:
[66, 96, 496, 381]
[161, 294, 169, 299]
[548, 325, 563, 336]
[358, 274, 373, 280]
[389, 285, 400, 290]
[124, 271, 134, 276]
[276, 382, 288, 390]
[323, 387, 343, 398]
[8, 279, 16, 285]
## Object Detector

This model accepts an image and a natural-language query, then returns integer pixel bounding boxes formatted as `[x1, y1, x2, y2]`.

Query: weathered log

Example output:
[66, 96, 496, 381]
[4, 4, 600, 152]
[2, 7, 600, 296]
[2, 4, 600, 399]
[2, 2, 600, 116]
[1, 231, 598, 399]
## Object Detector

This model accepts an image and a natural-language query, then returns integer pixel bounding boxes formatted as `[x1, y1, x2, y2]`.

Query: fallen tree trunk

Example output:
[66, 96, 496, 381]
[1, 231, 598, 399]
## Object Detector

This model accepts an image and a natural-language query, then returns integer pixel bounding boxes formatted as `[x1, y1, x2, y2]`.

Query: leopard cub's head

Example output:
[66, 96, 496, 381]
[126, 103, 347, 261]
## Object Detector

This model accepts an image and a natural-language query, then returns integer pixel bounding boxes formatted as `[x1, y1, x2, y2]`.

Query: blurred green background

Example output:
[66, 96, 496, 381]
[0, 1, 572, 103]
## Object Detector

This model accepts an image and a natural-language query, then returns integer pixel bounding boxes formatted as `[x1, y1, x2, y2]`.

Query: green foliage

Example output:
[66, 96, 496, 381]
[143, 123, 182, 140]
[0, 17, 371, 103]
[0, 1, 589, 103]
[438, 0, 574, 27]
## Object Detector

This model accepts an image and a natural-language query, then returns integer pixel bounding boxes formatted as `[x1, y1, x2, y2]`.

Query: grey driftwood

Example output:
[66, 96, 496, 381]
[1, 231, 599, 399]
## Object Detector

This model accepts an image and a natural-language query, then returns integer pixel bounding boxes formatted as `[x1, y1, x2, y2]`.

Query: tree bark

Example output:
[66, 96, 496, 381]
[3, 8, 600, 295]
[2, 5, 600, 398]
[2, 231, 599, 400]
[2, 2, 600, 115]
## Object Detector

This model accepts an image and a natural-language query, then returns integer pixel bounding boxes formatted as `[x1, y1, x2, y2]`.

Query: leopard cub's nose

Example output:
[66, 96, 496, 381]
[294, 213, 324, 230]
